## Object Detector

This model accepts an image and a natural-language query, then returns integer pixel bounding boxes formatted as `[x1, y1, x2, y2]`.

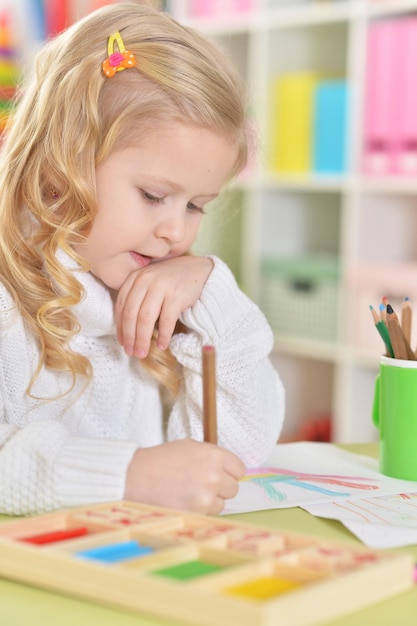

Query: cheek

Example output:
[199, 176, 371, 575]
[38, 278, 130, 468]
[89, 196, 130, 240]
[79, 212, 119, 261]
[189, 214, 204, 240]
[182, 223, 201, 252]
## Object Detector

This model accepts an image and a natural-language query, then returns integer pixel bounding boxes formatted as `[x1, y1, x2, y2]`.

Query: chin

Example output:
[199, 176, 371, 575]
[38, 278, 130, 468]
[89, 269, 122, 291]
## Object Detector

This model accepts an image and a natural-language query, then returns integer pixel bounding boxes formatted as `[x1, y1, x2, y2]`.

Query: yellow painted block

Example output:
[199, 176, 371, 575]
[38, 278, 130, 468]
[225, 575, 301, 600]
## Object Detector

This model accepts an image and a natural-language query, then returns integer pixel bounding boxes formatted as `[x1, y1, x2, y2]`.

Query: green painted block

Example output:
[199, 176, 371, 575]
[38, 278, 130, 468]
[153, 559, 224, 581]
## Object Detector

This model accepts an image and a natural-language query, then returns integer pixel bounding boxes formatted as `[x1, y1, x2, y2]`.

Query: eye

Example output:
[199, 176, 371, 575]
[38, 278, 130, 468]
[141, 190, 165, 204]
[187, 201, 205, 214]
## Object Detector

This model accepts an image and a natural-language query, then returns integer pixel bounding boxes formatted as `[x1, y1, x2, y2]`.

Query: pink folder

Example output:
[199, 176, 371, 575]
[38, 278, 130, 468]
[397, 18, 417, 175]
[363, 20, 403, 176]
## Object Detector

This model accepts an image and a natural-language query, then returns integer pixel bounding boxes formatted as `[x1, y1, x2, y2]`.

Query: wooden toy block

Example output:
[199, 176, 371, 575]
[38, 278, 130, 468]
[0, 500, 414, 626]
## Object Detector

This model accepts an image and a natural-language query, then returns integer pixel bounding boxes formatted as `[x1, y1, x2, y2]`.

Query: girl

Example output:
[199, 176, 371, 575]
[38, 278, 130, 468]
[0, 3, 284, 516]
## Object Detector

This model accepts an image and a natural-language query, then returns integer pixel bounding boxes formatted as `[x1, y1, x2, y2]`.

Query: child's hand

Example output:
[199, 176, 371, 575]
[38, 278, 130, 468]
[115, 255, 213, 357]
[124, 439, 246, 514]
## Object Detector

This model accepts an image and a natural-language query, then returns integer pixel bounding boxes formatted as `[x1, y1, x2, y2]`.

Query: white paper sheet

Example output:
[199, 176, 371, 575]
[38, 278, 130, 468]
[222, 442, 417, 515]
[342, 521, 417, 549]
[302, 492, 417, 548]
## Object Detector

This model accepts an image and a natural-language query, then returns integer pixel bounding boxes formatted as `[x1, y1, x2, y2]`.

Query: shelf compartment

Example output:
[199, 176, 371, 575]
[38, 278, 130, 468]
[261, 255, 340, 343]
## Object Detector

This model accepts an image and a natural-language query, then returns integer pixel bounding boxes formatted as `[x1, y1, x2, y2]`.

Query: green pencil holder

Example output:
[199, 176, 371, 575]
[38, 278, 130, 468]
[372, 355, 417, 481]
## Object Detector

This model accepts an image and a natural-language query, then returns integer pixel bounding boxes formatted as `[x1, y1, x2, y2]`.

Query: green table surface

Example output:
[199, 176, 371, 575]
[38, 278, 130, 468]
[1, 443, 417, 625]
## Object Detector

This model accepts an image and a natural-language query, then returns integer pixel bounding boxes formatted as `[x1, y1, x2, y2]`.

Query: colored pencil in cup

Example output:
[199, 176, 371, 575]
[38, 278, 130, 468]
[202, 345, 217, 444]
[369, 305, 394, 357]
[401, 296, 412, 346]
[386, 304, 415, 360]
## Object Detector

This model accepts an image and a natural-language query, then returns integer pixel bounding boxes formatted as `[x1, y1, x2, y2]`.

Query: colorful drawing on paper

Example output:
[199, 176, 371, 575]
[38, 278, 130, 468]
[222, 443, 417, 516]
[317, 492, 417, 527]
[241, 468, 379, 503]
[301, 491, 417, 548]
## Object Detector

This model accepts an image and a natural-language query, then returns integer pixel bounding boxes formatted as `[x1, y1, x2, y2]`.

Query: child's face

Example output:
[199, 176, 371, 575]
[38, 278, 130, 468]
[74, 122, 238, 291]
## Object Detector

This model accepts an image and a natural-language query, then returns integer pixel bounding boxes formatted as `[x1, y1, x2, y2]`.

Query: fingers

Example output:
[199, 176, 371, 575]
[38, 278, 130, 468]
[124, 440, 245, 516]
[222, 448, 246, 481]
[217, 471, 241, 500]
[209, 497, 227, 516]
[200, 470, 241, 515]
[116, 281, 178, 358]
[156, 302, 182, 351]
[116, 291, 160, 358]
[115, 256, 214, 357]
[198, 445, 245, 514]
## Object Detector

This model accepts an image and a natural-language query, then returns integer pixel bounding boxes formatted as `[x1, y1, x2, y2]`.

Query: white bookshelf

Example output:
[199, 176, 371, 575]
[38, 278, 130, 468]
[4, 0, 414, 443]
[172, 1, 417, 442]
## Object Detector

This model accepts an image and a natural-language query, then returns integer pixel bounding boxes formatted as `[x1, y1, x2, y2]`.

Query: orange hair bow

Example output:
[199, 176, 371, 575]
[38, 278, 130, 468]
[102, 31, 136, 78]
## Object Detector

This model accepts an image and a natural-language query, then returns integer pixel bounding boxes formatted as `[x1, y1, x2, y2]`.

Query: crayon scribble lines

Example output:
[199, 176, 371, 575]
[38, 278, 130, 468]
[241, 468, 379, 503]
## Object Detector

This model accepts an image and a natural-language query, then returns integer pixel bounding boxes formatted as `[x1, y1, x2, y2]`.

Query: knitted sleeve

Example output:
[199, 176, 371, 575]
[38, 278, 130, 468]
[0, 420, 138, 515]
[0, 284, 138, 515]
[167, 256, 285, 467]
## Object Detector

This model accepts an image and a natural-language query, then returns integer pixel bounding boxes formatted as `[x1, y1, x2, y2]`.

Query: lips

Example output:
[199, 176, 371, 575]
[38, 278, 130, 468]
[129, 251, 153, 268]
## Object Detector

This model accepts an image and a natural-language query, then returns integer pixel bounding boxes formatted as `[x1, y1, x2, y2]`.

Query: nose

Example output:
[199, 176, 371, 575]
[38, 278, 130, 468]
[155, 207, 187, 244]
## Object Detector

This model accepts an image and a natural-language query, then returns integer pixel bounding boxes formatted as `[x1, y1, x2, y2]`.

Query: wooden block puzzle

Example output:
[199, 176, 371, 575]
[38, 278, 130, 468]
[0, 500, 413, 626]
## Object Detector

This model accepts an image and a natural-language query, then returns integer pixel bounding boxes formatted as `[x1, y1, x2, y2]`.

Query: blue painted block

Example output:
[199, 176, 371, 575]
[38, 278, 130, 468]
[76, 540, 154, 563]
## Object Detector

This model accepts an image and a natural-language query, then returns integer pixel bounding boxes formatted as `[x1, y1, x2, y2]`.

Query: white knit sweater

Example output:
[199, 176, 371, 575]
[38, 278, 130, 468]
[0, 255, 285, 515]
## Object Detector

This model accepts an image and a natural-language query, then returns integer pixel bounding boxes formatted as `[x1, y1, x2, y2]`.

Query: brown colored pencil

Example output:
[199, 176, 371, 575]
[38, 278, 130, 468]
[202, 345, 218, 444]
[401, 297, 412, 346]
[386, 304, 415, 360]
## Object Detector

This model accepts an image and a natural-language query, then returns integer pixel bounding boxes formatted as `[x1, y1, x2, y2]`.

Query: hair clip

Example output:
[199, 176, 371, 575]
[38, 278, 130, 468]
[102, 31, 136, 78]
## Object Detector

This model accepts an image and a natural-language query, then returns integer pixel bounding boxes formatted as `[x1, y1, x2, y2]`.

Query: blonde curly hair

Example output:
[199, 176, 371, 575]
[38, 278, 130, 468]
[0, 2, 249, 398]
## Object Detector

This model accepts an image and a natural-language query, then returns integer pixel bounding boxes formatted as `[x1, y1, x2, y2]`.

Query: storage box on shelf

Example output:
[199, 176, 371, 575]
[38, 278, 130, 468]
[167, 0, 417, 443]
[261, 255, 340, 342]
